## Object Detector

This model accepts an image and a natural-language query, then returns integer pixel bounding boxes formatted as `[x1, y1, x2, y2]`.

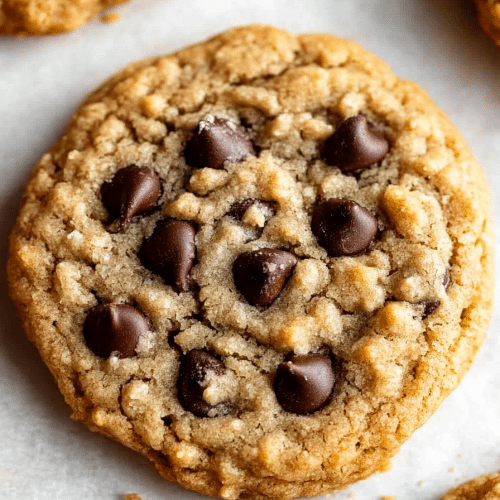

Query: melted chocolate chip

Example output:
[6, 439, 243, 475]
[233, 249, 298, 307]
[274, 353, 335, 414]
[101, 165, 161, 230]
[177, 349, 225, 417]
[140, 219, 196, 292]
[83, 304, 151, 359]
[184, 116, 255, 170]
[227, 198, 276, 221]
[420, 300, 441, 319]
[324, 114, 389, 174]
[311, 199, 378, 256]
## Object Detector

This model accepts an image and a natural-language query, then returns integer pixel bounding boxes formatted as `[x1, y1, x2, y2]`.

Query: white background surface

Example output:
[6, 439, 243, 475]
[1, 1, 500, 499]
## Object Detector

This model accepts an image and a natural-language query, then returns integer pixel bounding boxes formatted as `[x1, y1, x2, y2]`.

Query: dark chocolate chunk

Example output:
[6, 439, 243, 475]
[184, 116, 255, 170]
[274, 353, 335, 414]
[83, 303, 151, 359]
[233, 249, 298, 307]
[227, 198, 276, 220]
[311, 199, 378, 256]
[177, 349, 226, 417]
[324, 114, 389, 174]
[101, 165, 161, 230]
[140, 219, 196, 293]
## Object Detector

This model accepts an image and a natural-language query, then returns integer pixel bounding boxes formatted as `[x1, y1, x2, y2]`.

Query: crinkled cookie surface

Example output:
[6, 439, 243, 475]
[7, 25, 494, 500]
[0, 0, 130, 35]
[441, 472, 500, 500]
[475, 0, 500, 47]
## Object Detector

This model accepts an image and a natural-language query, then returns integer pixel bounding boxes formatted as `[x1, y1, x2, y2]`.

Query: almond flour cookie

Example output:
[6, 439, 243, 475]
[7, 25, 494, 500]
[0, 0, 131, 35]
[475, 0, 500, 47]
[441, 472, 500, 500]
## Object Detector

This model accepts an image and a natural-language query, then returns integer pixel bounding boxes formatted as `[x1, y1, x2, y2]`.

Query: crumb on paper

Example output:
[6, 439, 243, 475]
[448, 468, 455, 473]
[123, 494, 143, 500]
[418, 481, 424, 487]
[380, 496, 396, 500]
[348, 493, 356, 498]
[457, 454, 462, 458]
[102, 12, 121, 23]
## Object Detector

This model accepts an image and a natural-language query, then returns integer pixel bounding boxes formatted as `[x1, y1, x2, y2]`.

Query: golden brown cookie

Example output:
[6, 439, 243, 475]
[441, 472, 500, 500]
[475, 0, 500, 47]
[7, 25, 494, 500]
[0, 0, 130, 35]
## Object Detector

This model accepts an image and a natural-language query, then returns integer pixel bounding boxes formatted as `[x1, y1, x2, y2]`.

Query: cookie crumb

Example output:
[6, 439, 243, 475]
[457, 454, 462, 458]
[448, 468, 455, 473]
[418, 481, 424, 487]
[123, 494, 143, 500]
[102, 12, 121, 24]
[380, 496, 396, 500]
[348, 493, 356, 498]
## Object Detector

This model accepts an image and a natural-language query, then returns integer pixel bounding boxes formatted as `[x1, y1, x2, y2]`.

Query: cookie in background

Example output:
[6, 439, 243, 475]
[0, 0, 131, 35]
[441, 472, 500, 500]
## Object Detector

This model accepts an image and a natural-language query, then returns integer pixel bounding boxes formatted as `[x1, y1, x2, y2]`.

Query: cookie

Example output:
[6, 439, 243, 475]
[7, 25, 494, 500]
[475, 0, 500, 47]
[441, 472, 500, 500]
[0, 0, 130, 35]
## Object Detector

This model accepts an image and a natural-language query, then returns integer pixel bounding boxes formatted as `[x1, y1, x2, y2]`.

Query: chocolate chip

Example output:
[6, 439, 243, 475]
[184, 116, 255, 170]
[274, 353, 335, 414]
[311, 199, 378, 256]
[227, 198, 276, 220]
[83, 304, 151, 359]
[101, 165, 161, 230]
[324, 114, 389, 174]
[419, 270, 451, 318]
[233, 249, 298, 307]
[420, 300, 441, 319]
[139, 219, 196, 293]
[177, 349, 225, 417]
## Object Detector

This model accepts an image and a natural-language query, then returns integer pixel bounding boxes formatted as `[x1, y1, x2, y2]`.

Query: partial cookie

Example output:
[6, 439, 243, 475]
[475, 0, 500, 47]
[7, 25, 494, 500]
[0, 0, 130, 35]
[441, 472, 500, 500]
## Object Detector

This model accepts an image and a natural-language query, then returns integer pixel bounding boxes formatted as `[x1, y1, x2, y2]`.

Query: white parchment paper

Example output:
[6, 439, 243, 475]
[1, 1, 499, 499]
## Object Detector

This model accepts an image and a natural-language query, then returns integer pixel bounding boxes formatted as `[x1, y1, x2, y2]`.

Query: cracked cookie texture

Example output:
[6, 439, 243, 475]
[475, 0, 500, 47]
[441, 472, 500, 500]
[0, 0, 130, 35]
[7, 25, 494, 500]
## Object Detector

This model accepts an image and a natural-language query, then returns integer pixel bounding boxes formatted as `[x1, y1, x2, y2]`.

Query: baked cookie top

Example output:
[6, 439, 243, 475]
[7, 25, 494, 500]
[0, 0, 130, 35]
[441, 472, 500, 500]
[475, 0, 500, 47]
